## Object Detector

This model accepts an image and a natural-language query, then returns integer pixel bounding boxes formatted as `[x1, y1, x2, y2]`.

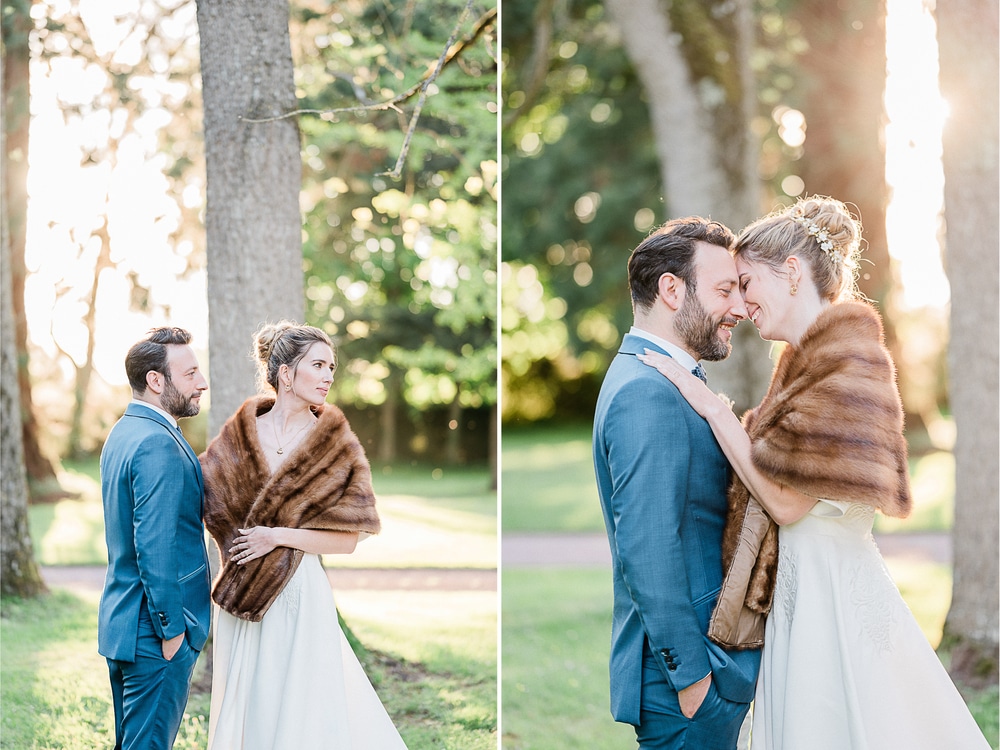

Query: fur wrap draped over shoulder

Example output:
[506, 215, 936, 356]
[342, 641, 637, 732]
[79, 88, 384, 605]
[200, 395, 380, 622]
[708, 301, 912, 650]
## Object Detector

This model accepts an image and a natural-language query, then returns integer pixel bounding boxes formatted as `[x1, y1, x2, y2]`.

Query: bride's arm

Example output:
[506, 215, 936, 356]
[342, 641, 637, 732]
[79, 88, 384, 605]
[637, 349, 817, 526]
[229, 527, 360, 564]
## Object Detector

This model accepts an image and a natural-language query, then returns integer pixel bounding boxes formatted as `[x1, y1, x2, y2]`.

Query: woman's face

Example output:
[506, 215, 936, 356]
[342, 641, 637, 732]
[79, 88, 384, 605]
[287, 341, 336, 405]
[736, 256, 794, 343]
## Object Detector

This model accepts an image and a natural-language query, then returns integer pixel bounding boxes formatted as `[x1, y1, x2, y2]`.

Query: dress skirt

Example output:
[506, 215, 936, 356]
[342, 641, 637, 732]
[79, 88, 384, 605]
[208, 554, 408, 749]
[750, 500, 990, 750]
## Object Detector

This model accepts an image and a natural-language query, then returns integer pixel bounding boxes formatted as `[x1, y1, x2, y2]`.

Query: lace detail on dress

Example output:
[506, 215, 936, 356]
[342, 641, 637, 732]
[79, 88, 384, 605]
[774, 543, 798, 622]
[848, 549, 899, 655]
[278, 562, 304, 617]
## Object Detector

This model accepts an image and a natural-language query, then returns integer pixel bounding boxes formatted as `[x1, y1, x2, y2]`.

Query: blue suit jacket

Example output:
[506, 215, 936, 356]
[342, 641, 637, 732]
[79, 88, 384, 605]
[593, 334, 761, 726]
[98, 403, 211, 662]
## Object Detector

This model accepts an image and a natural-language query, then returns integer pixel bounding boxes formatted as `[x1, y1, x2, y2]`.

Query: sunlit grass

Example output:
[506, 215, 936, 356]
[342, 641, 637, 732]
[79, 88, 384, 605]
[339, 589, 497, 749]
[1, 583, 496, 749]
[29, 459, 496, 569]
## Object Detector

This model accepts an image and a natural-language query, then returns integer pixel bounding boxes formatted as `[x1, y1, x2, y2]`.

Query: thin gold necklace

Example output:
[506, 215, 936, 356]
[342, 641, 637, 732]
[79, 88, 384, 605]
[271, 414, 312, 455]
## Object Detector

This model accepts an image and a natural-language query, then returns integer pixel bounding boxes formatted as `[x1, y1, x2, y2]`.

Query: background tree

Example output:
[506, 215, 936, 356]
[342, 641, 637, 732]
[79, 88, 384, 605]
[605, 0, 770, 410]
[3, 0, 60, 492]
[501, 0, 771, 421]
[292, 0, 497, 470]
[936, 0, 999, 685]
[786, 0, 898, 350]
[1, 121, 47, 598]
[196, 0, 306, 434]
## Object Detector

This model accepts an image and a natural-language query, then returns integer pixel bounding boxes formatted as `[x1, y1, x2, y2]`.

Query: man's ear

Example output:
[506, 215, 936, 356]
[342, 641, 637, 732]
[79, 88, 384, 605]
[657, 272, 685, 312]
[145, 370, 165, 395]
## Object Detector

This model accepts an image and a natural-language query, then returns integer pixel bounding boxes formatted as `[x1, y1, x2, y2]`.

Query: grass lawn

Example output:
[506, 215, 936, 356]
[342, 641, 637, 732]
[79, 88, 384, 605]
[1, 584, 496, 750]
[501, 423, 999, 749]
[501, 567, 999, 750]
[32, 460, 497, 570]
[9, 457, 496, 748]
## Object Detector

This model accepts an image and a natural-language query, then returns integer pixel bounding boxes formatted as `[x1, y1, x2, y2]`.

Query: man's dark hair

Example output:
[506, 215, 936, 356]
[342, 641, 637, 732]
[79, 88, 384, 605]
[125, 327, 193, 393]
[627, 217, 735, 312]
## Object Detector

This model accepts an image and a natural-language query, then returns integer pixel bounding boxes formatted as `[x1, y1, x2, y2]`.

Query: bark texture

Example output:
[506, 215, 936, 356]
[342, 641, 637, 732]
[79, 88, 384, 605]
[196, 0, 306, 437]
[937, 0, 1000, 687]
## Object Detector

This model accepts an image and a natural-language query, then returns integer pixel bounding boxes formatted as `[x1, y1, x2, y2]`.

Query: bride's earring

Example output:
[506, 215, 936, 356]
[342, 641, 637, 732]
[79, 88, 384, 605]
[790, 284, 798, 296]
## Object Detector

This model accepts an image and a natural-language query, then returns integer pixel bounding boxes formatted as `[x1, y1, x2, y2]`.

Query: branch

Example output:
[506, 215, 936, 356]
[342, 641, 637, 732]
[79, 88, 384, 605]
[502, 0, 555, 130]
[239, 4, 497, 129]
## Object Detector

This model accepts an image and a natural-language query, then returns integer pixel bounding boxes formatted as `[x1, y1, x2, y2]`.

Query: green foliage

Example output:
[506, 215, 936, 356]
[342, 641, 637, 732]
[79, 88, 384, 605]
[292, 0, 498, 415]
[501, 0, 658, 420]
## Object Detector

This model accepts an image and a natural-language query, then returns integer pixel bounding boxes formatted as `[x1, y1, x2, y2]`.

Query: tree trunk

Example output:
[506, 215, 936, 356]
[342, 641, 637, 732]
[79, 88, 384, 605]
[1, 122, 47, 599]
[379, 367, 401, 463]
[196, 0, 305, 438]
[791, 0, 896, 345]
[446, 394, 462, 464]
[604, 0, 771, 413]
[3, 0, 59, 488]
[937, 0, 1000, 687]
[66, 218, 114, 459]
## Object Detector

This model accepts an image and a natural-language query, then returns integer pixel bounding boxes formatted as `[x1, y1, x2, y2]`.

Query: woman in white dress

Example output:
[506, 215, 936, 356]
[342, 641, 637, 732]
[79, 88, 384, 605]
[639, 196, 990, 749]
[200, 321, 408, 749]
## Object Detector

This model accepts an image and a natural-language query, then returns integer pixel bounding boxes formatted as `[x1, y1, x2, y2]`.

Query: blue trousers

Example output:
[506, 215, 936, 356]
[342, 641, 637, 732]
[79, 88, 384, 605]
[634, 650, 750, 750]
[107, 613, 199, 750]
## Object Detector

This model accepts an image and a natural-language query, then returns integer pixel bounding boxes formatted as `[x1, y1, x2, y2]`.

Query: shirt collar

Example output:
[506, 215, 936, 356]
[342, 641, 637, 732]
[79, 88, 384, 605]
[130, 399, 178, 429]
[628, 326, 700, 373]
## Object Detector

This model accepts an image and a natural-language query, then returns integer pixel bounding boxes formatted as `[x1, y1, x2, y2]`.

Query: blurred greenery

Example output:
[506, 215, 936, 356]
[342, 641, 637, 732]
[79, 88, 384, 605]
[293, 0, 497, 453]
[17, 0, 497, 465]
[499, 0, 950, 430]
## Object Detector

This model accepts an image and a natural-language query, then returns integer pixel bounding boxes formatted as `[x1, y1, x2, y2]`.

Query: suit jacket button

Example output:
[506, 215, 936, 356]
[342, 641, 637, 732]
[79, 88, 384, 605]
[660, 649, 670, 657]
[667, 664, 677, 672]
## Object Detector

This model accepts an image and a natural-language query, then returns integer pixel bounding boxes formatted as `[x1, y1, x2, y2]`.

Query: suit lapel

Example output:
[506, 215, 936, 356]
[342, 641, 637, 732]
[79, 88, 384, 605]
[125, 403, 202, 488]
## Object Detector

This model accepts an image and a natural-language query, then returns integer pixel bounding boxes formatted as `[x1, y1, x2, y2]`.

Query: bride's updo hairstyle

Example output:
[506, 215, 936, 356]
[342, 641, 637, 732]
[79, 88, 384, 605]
[735, 195, 863, 302]
[252, 321, 335, 393]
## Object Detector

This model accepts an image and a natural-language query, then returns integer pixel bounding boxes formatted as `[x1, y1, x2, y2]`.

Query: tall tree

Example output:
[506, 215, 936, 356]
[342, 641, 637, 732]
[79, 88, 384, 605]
[3, 0, 60, 488]
[936, 0, 999, 685]
[603, 0, 770, 411]
[196, 0, 305, 435]
[1, 120, 47, 599]
[789, 0, 896, 341]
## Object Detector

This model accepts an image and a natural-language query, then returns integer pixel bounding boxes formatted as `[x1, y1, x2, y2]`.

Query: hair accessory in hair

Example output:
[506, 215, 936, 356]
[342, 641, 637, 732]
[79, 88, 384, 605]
[790, 211, 841, 261]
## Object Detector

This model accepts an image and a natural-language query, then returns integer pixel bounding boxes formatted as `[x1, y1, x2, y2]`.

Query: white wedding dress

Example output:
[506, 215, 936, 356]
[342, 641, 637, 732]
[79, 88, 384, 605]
[208, 554, 408, 749]
[749, 499, 990, 750]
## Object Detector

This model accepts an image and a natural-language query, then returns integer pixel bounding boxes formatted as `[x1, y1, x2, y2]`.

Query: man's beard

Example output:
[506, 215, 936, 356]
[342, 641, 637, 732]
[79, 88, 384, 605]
[161, 377, 200, 418]
[675, 289, 734, 362]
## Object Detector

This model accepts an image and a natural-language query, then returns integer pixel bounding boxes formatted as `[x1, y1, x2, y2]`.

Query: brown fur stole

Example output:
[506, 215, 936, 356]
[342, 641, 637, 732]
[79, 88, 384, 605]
[200, 395, 380, 621]
[709, 301, 912, 647]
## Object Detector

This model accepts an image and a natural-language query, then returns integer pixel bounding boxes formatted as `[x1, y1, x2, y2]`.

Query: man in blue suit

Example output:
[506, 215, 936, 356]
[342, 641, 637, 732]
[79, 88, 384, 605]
[593, 218, 762, 749]
[99, 327, 211, 750]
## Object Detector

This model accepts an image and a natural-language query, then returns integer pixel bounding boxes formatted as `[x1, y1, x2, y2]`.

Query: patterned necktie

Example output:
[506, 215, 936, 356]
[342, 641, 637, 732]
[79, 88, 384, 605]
[691, 364, 708, 384]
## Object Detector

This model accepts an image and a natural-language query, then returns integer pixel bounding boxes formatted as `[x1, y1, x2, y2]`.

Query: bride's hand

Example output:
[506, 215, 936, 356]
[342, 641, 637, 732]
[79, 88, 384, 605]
[230, 526, 279, 565]
[636, 348, 721, 418]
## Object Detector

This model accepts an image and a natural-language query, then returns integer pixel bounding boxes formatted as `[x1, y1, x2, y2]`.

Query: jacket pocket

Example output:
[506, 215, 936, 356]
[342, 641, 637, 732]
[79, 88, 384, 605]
[178, 563, 206, 584]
